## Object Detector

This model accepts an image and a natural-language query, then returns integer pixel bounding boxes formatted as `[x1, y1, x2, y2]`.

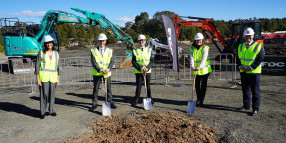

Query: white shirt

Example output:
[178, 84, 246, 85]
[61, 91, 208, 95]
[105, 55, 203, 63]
[99, 46, 105, 56]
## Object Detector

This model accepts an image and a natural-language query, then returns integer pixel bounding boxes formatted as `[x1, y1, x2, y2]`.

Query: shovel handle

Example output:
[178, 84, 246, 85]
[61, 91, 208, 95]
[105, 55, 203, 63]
[104, 77, 108, 103]
[143, 72, 148, 98]
[191, 74, 196, 100]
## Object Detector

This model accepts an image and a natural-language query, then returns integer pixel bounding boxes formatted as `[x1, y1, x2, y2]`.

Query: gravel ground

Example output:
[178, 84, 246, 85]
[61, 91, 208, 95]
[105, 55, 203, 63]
[0, 78, 286, 143]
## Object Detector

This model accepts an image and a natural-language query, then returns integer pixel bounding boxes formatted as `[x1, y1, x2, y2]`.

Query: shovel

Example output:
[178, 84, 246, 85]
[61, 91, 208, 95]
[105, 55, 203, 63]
[102, 77, 111, 116]
[187, 75, 196, 114]
[143, 73, 152, 110]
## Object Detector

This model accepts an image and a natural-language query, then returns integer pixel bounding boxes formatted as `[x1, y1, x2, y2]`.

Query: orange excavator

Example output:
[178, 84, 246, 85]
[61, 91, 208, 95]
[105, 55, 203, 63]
[173, 15, 263, 56]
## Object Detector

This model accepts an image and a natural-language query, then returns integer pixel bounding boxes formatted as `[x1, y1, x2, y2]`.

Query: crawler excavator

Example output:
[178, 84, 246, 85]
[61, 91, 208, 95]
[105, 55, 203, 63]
[0, 7, 134, 73]
[173, 15, 263, 61]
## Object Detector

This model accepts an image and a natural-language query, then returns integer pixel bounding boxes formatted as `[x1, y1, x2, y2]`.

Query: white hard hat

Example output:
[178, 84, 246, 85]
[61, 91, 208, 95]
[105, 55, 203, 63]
[44, 35, 54, 43]
[243, 28, 254, 36]
[194, 33, 204, 40]
[97, 33, 107, 40]
[137, 34, 146, 40]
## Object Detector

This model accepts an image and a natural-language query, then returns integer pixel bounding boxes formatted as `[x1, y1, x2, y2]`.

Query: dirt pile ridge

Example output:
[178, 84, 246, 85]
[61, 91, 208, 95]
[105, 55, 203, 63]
[65, 111, 218, 143]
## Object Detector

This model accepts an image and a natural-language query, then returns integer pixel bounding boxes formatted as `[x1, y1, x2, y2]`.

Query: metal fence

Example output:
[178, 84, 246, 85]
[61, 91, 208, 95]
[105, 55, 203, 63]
[1, 54, 286, 93]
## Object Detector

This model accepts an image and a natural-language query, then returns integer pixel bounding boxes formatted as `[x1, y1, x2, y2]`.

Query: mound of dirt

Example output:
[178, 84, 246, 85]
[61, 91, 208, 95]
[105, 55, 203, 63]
[65, 111, 218, 143]
[66, 45, 88, 50]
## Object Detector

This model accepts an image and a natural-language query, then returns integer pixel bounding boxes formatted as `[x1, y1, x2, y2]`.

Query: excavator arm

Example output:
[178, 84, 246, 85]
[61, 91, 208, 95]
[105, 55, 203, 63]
[173, 15, 227, 53]
[37, 8, 134, 47]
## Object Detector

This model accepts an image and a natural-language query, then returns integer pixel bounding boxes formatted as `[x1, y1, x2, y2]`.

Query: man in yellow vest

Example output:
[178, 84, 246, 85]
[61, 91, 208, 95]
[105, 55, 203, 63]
[90, 33, 116, 111]
[131, 34, 154, 107]
[236, 28, 264, 116]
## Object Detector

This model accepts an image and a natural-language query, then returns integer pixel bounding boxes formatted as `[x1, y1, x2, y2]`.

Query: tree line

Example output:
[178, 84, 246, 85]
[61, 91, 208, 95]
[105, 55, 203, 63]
[1, 11, 286, 53]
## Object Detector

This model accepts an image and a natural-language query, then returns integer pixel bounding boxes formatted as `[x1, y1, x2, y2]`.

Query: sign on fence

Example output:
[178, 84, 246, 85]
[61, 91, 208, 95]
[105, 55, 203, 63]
[262, 55, 286, 76]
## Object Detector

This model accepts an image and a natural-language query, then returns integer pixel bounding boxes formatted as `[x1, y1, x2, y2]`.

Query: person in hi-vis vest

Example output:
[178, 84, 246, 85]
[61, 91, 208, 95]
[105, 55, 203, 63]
[190, 33, 212, 107]
[131, 34, 154, 107]
[236, 28, 264, 116]
[90, 33, 116, 111]
[35, 35, 59, 119]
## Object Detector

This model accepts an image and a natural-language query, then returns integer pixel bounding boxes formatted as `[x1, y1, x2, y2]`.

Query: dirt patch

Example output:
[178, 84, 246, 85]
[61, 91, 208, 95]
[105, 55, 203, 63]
[65, 111, 218, 143]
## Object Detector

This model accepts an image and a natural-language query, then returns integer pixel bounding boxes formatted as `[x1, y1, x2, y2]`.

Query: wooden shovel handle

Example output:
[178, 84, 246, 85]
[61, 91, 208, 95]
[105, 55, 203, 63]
[192, 75, 196, 91]
[143, 72, 147, 89]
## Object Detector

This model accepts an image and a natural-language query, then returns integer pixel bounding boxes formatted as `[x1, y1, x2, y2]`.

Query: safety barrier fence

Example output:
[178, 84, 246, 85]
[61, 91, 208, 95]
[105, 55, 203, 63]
[1, 54, 285, 93]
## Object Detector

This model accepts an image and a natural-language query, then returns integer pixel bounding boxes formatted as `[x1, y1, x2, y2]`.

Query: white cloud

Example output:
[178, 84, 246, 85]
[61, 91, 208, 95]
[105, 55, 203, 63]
[114, 16, 135, 22]
[280, 8, 286, 11]
[7, 11, 46, 17]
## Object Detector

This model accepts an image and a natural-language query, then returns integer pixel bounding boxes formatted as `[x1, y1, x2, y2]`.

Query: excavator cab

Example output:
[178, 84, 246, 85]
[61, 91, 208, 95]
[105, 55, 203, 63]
[228, 19, 262, 53]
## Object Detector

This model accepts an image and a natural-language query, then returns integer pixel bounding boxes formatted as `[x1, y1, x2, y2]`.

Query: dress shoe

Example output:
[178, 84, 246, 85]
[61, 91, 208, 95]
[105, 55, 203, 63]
[45, 112, 50, 116]
[90, 105, 97, 111]
[111, 103, 117, 109]
[236, 106, 250, 111]
[50, 112, 57, 116]
[251, 110, 258, 116]
[151, 99, 154, 105]
[40, 115, 45, 119]
[131, 100, 138, 107]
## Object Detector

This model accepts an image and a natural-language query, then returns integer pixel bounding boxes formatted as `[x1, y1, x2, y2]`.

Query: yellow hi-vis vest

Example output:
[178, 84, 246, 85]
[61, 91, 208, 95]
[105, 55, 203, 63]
[238, 42, 262, 74]
[90, 47, 112, 78]
[39, 50, 59, 83]
[190, 45, 212, 75]
[133, 47, 152, 74]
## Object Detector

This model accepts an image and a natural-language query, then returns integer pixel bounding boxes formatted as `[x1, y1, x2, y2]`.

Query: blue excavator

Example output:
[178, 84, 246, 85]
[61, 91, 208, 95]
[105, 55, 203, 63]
[0, 7, 134, 73]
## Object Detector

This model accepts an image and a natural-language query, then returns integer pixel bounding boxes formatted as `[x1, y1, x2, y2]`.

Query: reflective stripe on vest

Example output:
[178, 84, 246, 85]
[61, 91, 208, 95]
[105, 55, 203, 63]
[190, 45, 212, 75]
[91, 47, 112, 77]
[39, 50, 59, 83]
[238, 42, 262, 73]
[133, 47, 152, 74]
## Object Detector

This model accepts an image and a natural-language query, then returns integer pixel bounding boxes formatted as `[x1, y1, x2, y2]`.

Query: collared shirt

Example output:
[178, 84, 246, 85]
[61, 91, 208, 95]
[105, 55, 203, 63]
[99, 46, 105, 56]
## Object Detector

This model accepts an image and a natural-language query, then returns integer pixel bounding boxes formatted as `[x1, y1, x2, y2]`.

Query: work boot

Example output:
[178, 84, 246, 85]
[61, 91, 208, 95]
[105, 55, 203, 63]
[236, 106, 250, 111]
[111, 103, 117, 109]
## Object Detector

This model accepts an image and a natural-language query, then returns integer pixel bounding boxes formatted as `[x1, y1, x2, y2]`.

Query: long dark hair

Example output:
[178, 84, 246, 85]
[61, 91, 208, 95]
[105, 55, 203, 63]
[43, 41, 56, 53]
[192, 39, 205, 48]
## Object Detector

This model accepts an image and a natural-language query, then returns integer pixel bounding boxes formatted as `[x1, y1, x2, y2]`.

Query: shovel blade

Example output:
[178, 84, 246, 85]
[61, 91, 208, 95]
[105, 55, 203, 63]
[143, 98, 152, 110]
[102, 102, 111, 116]
[187, 100, 196, 114]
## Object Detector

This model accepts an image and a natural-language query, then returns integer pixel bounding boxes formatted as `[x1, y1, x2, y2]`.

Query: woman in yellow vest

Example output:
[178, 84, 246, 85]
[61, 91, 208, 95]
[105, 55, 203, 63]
[190, 33, 212, 107]
[90, 33, 116, 111]
[35, 35, 59, 119]
[131, 34, 154, 107]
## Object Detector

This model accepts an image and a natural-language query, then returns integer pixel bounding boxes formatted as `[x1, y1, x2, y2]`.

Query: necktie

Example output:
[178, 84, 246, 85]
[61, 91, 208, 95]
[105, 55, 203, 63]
[246, 44, 249, 49]
[100, 49, 104, 56]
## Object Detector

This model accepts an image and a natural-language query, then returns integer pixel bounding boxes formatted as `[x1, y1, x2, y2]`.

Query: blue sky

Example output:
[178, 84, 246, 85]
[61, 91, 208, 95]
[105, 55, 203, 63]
[0, 0, 285, 27]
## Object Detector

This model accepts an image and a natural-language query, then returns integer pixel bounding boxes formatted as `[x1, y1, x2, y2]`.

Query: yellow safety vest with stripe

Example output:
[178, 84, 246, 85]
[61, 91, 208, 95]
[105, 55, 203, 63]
[90, 47, 112, 78]
[190, 45, 212, 75]
[39, 50, 59, 83]
[238, 42, 262, 74]
[133, 47, 152, 74]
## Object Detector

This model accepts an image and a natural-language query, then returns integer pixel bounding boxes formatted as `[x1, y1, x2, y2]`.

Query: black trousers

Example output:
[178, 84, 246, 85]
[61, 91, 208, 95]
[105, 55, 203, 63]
[195, 73, 210, 105]
[135, 73, 151, 102]
[240, 72, 261, 111]
[92, 76, 112, 106]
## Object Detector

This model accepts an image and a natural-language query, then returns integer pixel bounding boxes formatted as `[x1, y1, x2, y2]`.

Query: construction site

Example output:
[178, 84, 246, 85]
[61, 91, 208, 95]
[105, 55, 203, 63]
[0, 5, 286, 143]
